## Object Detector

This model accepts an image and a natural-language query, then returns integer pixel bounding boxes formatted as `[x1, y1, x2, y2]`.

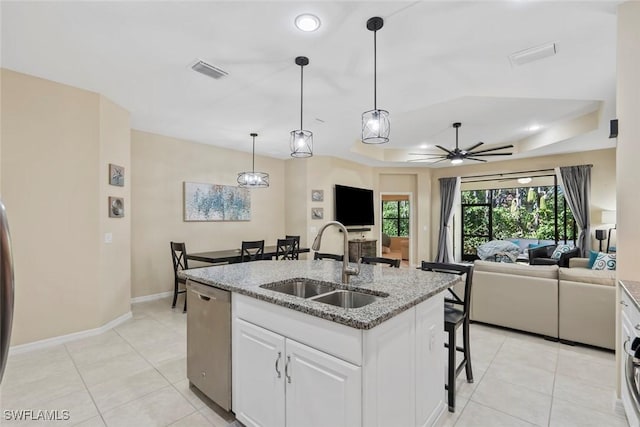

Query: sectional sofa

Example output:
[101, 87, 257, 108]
[471, 258, 616, 349]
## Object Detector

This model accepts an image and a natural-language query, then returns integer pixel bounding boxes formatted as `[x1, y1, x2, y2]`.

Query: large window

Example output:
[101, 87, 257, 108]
[461, 185, 576, 260]
[382, 200, 409, 237]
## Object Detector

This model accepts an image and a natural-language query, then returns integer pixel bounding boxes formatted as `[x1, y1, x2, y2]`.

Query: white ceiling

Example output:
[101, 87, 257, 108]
[1, 1, 620, 167]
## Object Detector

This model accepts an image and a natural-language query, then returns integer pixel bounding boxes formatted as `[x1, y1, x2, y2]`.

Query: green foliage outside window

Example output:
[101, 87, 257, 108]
[461, 186, 576, 258]
[382, 200, 409, 237]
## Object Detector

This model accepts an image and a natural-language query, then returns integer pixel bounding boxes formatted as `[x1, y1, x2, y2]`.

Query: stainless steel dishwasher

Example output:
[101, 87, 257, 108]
[186, 279, 231, 411]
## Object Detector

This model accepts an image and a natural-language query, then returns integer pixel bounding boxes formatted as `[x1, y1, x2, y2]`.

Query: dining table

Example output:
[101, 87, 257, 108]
[187, 245, 310, 264]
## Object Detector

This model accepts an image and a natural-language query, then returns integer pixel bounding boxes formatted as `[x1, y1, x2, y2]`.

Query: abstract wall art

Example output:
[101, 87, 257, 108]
[183, 182, 251, 221]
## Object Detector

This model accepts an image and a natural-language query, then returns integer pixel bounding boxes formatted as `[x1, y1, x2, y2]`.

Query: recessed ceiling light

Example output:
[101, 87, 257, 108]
[528, 124, 541, 132]
[295, 14, 320, 32]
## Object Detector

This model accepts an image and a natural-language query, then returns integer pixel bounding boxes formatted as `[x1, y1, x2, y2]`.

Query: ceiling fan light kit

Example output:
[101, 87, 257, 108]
[238, 133, 269, 188]
[362, 16, 390, 144]
[290, 56, 313, 158]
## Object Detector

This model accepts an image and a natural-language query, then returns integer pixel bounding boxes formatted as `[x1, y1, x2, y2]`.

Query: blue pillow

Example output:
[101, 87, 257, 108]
[528, 243, 546, 249]
[587, 250, 599, 268]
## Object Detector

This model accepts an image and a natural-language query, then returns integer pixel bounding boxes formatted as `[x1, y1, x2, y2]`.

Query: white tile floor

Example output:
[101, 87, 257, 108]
[0, 297, 628, 427]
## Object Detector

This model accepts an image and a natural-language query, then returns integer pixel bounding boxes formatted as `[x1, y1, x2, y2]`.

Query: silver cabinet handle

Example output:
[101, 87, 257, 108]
[285, 355, 292, 384]
[622, 300, 629, 307]
[275, 351, 282, 378]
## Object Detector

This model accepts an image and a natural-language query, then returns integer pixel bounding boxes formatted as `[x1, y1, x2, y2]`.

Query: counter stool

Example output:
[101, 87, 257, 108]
[420, 261, 474, 412]
[361, 256, 400, 268]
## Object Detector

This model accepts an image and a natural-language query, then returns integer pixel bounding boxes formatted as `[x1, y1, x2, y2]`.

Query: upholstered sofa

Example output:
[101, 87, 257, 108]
[471, 258, 616, 349]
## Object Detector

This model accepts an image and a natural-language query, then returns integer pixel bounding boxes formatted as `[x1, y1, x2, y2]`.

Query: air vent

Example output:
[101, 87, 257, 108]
[191, 60, 228, 79]
[509, 42, 558, 67]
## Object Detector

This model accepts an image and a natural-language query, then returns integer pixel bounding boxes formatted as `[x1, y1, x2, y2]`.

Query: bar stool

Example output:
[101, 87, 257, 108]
[361, 256, 400, 267]
[313, 252, 343, 261]
[420, 261, 474, 412]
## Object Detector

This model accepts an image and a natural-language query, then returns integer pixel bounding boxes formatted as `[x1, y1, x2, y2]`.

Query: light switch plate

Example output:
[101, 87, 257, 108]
[104, 232, 113, 244]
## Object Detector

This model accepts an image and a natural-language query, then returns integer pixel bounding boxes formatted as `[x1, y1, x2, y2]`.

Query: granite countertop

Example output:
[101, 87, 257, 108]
[620, 280, 640, 311]
[180, 260, 460, 330]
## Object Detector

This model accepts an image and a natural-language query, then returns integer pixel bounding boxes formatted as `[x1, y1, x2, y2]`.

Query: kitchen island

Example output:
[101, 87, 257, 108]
[182, 260, 460, 427]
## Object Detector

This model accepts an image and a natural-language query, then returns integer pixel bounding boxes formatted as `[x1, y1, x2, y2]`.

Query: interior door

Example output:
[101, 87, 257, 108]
[285, 338, 361, 427]
[234, 319, 285, 427]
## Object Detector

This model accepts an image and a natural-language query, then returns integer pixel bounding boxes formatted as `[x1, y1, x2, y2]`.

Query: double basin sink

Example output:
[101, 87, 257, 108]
[260, 279, 387, 309]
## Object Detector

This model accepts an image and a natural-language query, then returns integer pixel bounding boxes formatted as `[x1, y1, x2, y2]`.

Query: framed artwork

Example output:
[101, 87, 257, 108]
[109, 164, 125, 186]
[184, 182, 251, 221]
[311, 207, 324, 220]
[311, 189, 324, 202]
[109, 197, 124, 218]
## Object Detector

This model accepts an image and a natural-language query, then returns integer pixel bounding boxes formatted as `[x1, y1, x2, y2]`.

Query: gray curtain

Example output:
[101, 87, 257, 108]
[436, 177, 461, 263]
[555, 165, 592, 256]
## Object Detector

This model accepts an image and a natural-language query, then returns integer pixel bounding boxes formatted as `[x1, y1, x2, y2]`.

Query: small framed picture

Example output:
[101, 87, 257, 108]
[109, 164, 125, 187]
[311, 189, 324, 202]
[109, 197, 125, 218]
[311, 207, 324, 220]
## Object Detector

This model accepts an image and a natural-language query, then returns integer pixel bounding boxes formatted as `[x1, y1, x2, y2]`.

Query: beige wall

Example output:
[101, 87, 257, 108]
[131, 130, 286, 298]
[429, 149, 616, 259]
[1, 69, 131, 345]
[616, 1, 640, 282]
[287, 156, 377, 256]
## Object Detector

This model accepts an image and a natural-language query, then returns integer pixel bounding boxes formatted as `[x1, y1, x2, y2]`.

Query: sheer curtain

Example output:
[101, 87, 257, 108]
[555, 165, 592, 256]
[436, 177, 461, 263]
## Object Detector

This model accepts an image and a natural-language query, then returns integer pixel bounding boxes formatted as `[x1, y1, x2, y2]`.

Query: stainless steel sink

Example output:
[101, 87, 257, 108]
[260, 279, 336, 298]
[311, 290, 384, 309]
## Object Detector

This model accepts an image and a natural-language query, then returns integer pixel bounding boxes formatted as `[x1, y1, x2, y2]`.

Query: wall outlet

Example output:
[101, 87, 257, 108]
[104, 232, 113, 244]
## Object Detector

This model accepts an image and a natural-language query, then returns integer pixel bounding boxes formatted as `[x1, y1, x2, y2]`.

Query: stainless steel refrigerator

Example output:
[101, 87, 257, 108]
[0, 200, 14, 383]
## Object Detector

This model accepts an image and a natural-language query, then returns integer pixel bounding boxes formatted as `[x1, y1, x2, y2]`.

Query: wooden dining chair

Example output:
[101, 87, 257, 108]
[285, 235, 300, 259]
[170, 242, 189, 312]
[420, 261, 474, 413]
[313, 252, 343, 261]
[275, 238, 296, 260]
[361, 256, 400, 268]
[241, 240, 264, 262]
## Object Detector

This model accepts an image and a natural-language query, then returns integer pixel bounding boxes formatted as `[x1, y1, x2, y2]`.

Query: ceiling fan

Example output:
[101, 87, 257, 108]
[409, 122, 514, 164]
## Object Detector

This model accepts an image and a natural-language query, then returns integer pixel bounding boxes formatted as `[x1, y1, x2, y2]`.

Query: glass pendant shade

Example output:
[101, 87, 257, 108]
[290, 129, 313, 158]
[362, 109, 390, 144]
[237, 133, 269, 188]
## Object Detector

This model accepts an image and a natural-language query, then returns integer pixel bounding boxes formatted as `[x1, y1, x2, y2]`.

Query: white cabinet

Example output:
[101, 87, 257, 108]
[232, 292, 445, 427]
[234, 320, 285, 427]
[620, 285, 640, 427]
[234, 318, 361, 427]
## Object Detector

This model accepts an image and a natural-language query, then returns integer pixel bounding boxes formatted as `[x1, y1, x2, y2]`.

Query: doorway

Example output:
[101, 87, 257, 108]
[380, 193, 413, 267]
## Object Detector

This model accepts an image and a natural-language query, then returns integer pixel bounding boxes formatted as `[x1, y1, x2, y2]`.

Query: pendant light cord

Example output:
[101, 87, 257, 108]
[252, 135, 256, 172]
[373, 29, 377, 110]
[300, 64, 304, 130]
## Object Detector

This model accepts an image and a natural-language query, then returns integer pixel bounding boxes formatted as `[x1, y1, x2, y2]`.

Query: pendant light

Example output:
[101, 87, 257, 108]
[237, 133, 269, 188]
[362, 17, 390, 144]
[290, 56, 313, 158]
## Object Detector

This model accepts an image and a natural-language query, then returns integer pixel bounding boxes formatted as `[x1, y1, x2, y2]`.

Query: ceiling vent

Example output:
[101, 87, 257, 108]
[191, 60, 228, 80]
[509, 42, 558, 67]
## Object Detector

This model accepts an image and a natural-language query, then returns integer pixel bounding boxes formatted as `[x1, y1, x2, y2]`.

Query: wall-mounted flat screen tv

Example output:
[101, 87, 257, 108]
[335, 184, 374, 226]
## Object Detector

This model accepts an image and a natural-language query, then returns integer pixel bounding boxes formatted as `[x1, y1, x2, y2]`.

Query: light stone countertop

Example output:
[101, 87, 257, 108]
[620, 280, 640, 311]
[180, 260, 460, 330]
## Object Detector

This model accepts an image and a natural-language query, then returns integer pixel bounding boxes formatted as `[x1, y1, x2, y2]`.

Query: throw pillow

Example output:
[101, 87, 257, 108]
[592, 252, 616, 271]
[587, 250, 599, 268]
[528, 243, 546, 250]
[551, 244, 573, 260]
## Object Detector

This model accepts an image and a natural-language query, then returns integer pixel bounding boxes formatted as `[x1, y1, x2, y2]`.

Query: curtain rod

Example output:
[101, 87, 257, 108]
[463, 174, 555, 184]
[459, 164, 592, 181]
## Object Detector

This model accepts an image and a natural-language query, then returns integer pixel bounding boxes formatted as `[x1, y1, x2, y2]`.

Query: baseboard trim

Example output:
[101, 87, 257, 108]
[131, 291, 173, 304]
[9, 311, 133, 356]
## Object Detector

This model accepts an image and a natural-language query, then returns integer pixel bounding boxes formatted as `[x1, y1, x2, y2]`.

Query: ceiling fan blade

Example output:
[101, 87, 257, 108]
[466, 157, 488, 163]
[468, 144, 514, 155]
[435, 145, 456, 156]
[471, 152, 514, 157]
[463, 142, 484, 152]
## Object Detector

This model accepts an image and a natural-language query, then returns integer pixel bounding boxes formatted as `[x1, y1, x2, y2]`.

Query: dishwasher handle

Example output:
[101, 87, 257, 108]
[189, 289, 215, 302]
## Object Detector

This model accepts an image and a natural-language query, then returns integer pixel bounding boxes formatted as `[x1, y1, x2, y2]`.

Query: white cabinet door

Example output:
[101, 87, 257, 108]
[285, 338, 361, 427]
[234, 319, 285, 427]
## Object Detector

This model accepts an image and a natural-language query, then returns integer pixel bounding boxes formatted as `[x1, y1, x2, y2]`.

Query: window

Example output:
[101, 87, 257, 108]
[382, 200, 409, 237]
[461, 185, 576, 260]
